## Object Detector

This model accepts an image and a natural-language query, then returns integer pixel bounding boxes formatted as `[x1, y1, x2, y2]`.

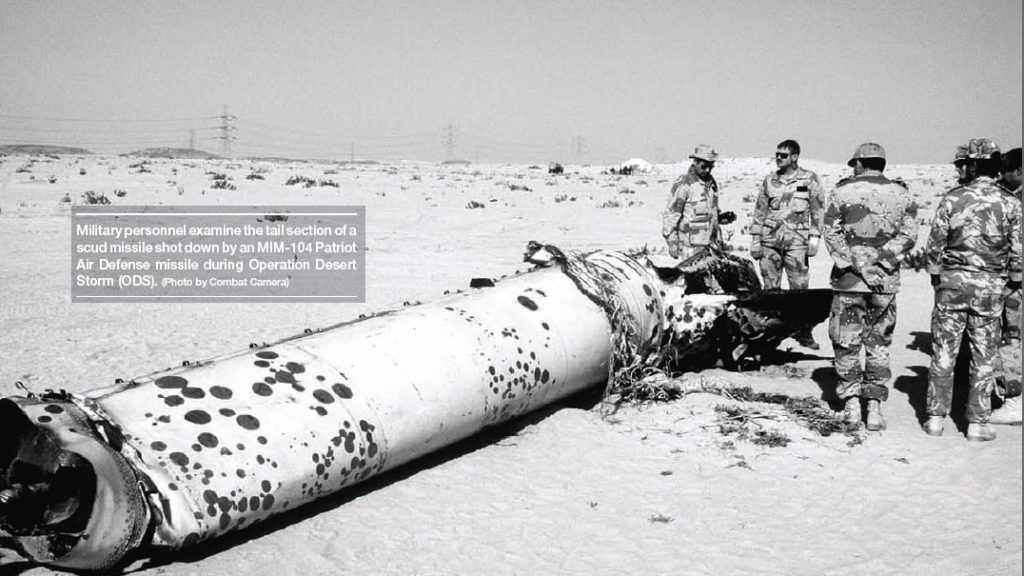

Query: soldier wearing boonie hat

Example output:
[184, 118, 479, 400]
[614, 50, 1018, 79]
[925, 138, 1022, 441]
[953, 143, 971, 185]
[661, 144, 723, 262]
[822, 142, 920, 432]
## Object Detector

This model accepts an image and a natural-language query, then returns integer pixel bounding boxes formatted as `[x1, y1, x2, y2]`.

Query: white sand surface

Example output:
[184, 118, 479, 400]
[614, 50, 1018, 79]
[0, 155, 1019, 575]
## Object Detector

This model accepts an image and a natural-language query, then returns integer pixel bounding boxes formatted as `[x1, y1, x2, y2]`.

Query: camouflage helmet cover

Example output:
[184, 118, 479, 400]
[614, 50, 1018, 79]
[847, 142, 886, 167]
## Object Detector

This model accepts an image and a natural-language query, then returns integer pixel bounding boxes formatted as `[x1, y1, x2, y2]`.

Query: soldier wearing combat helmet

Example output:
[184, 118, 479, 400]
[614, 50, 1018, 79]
[822, 143, 920, 431]
[924, 139, 1022, 441]
[662, 145, 722, 262]
[750, 139, 827, 348]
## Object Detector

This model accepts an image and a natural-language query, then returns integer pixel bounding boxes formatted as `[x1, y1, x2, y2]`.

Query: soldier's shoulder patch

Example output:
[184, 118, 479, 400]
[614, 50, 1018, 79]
[892, 178, 908, 190]
[835, 176, 855, 188]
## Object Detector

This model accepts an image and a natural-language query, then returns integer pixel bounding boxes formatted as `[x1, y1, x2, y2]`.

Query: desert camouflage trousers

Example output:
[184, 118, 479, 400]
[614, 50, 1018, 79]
[927, 274, 1004, 423]
[761, 239, 806, 289]
[829, 291, 896, 401]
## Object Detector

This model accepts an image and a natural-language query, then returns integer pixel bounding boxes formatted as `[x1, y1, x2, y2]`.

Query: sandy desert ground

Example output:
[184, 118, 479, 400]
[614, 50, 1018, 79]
[0, 153, 1020, 576]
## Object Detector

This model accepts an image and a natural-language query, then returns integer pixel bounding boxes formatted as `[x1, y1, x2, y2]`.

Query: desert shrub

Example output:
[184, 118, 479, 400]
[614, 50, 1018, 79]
[113, 189, 127, 197]
[82, 191, 111, 205]
[598, 199, 621, 208]
[245, 173, 265, 180]
[465, 200, 486, 209]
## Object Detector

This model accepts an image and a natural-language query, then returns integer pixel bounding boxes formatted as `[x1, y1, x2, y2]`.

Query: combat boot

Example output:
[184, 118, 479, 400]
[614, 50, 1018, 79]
[966, 423, 997, 442]
[865, 399, 886, 431]
[989, 395, 1022, 426]
[922, 416, 944, 437]
[842, 397, 861, 428]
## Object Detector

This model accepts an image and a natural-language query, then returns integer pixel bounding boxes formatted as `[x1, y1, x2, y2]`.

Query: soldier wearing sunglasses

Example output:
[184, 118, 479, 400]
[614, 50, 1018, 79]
[662, 144, 723, 261]
[750, 140, 826, 348]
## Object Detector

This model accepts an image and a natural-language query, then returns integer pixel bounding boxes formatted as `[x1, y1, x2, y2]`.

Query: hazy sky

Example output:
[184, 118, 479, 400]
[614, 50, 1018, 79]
[1, 0, 1021, 164]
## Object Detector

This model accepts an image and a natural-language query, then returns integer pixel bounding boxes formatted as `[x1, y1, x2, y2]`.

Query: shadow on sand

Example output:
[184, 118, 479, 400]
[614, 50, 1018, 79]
[105, 387, 606, 575]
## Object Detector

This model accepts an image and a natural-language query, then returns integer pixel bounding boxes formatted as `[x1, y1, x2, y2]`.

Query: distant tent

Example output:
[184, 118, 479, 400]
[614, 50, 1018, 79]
[620, 158, 653, 173]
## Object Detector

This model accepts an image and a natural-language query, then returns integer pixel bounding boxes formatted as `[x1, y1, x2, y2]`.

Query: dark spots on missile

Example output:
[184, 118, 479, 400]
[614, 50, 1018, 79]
[198, 432, 219, 448]
[517, 295, 539, 310]
[252, 382, 273, 397]
[316, 375, 326, 381]
[169, 452, 190, 467]
[256, 455, 265, 465]
[206, 505, 217, 518]
[488, 366, 496, 375]
[37, 415, 52, 423]
[313, 389, 335, 404]
[258, 479, 271, 492]
[219, 514, 231, 530]
[219, 408, 236, 417]
[275, 371, 296, 385]
[286, 362, 305, 374]
[314, 406, 328, 416]
[182, 532, 200, 547]
[181, 387, 205, 399]
[541, 322, 550, 330]
[164, 395, 184, 407]
[184, 410, 212, 425]
[237, 414, 260, 430]
[316, 463, 325, 476]
[254, 360, 270, 368]
[541, 369, 550, 383]
[155, 375, 188, 389]
[191, 444, 202, 452]
[257, 436, 268, 445]
[256, 351, 278, 360]
[264, 377, 276, 384]
[158, 415, 171, 423]
[262, 495, 275, 511]
[332, 383, 353, 399]
[238, 496, 249, 512]
[368, 442, 378, 459]
[44, 404, 64, 414]
[209, 386, 232, 400]
[643, 283, 654, 296]
[249, 495, 261, 510]
[168, 483, 178, 491]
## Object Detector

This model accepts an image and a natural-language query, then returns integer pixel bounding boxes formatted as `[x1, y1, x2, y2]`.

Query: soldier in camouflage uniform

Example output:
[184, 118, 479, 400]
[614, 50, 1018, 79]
[663, 145, 721, 262]
[924, 140, 1022, 441]
[750, 139, 827, 348]
[823, 143, 919, 431]
[991, 147, 1022, 425]
[953, 143, 972, 185]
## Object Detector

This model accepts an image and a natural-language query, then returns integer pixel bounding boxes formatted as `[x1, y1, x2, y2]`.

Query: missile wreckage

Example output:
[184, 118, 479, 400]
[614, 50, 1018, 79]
[0, 243, 830, 571]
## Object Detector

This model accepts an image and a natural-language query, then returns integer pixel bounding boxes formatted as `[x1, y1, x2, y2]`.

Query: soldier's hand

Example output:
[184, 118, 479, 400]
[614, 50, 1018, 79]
[749, 239, 763, 260]
[859, 264, 886, 291]
[931, 274, 941, 288]
[807, 235, 820, 257]
[666, 239, 680, 259]
[719, 211, 737, 225]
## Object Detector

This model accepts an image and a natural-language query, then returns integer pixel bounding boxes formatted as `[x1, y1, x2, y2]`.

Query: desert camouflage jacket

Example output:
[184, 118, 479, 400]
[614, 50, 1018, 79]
[661, 165, 720, 249]
[822, 171, 920, 293]
[926, 175, 1022, 282]
[751, 166, 826, 244]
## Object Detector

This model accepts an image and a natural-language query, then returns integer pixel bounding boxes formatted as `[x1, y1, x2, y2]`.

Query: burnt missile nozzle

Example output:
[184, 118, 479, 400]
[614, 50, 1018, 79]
[0, 397, 150, 571]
